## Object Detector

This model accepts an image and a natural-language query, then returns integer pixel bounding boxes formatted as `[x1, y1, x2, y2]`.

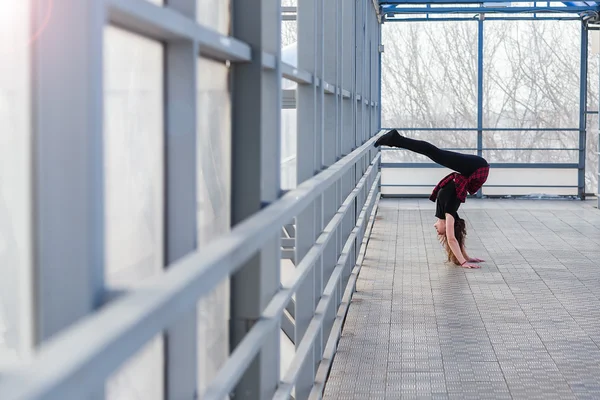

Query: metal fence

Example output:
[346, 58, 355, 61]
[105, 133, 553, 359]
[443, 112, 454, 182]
[0, 0, 382, 399]
[380, 127, 584, 198]
[379, 4, 595, 199]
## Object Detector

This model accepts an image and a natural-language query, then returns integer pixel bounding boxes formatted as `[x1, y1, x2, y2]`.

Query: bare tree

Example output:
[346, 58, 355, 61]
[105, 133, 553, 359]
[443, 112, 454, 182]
[381, 19, 599, 191]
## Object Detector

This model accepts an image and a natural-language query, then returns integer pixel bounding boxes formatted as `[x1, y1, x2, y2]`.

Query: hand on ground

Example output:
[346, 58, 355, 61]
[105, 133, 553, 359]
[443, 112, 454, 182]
[468, 257, 485, 263]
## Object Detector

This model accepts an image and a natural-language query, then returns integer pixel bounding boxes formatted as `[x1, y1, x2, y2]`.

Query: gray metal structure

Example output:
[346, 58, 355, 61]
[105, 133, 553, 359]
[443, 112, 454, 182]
[379, 3, 599, 200]
[0, 0, 381, 399]
[3, 0, 600, 399]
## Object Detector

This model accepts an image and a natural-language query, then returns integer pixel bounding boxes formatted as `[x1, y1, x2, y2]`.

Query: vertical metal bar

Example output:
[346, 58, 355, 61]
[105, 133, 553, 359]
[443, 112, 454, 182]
[351, 1, 357, 154]
[296, 0, 318, 398]
[579, 23, 589, 200]
[338, 0, 346, 302]
[598, 52, 600, 208]
[341, 0, 352, 289]
[32, 0, 105, 349]
[373, 12, 377, 135]
[320, 0, 340, 377]
[230, 0, 281, 398]
[337, 0, 342, 161]
[337, 0, 343, 279]
[323, 0, 338, 268]
[370, 13, 375, 136]
[356, 0, 368, 264]
[315, 2, 325, 350]
[477, 16, 484, 198]
[352, 0, 361, 275]
[318, 1, 325, 171]
[378, 20, 382, 131]
[355, 0, 361, 150]
[362, 0, 368, 146]
[372, 12, 376, 137]
[366, 8, 371, 142]
[164, 1, 198, 396]
[377, 11, 382, 182]
[314, 0, 326, 395]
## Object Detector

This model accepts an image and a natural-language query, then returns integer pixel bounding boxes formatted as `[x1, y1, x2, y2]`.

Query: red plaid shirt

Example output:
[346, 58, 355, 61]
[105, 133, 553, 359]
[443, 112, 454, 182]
[429, 166, 489, 203]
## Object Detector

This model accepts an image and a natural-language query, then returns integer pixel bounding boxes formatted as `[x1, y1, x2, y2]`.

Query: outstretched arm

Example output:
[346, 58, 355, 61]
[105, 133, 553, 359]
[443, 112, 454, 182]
[445, 214, 480, 269]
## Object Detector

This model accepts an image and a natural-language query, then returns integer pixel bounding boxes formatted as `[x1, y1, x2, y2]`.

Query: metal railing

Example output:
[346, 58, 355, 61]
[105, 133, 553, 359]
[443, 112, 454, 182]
[0, 0, 382, 398]
[380, 127, 584, 197]
[0, 133, 383, 400]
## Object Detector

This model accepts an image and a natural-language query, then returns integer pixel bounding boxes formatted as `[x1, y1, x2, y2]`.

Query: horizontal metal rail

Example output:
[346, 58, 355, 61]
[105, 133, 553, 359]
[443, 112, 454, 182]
[204, 155, 381, 400]
[381, 162, 579, 169]
[273, 172, 381, 400]
[380, 0, 596, 4]
[379, 127, 583, 197]
[106, 0, 251, 62]
[281, 62, 313, 85]
[381, 127, 582, 132]
[386, 16, 582, 21]
[381, 147, 581, 151]
[382, 5, 598, 14]
[309, 191, 381, 399]
[0, 133, 385, 400]
[381, 184, 578, 188]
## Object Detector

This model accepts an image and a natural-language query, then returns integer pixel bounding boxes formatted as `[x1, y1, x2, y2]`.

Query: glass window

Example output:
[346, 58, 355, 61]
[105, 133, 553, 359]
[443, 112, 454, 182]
[381, 21, 478, 129]
[196, 56, 231, 395]
[103, 26, 164, 400]
[0, 0, 33, 365]
[281, 109, 297, 190]
[197, 0, 231, 35]
[484, 21, 580, 130]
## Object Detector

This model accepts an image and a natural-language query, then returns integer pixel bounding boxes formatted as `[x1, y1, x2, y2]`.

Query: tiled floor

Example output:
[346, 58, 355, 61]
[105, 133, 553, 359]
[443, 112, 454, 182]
[324, 198, 600, 399]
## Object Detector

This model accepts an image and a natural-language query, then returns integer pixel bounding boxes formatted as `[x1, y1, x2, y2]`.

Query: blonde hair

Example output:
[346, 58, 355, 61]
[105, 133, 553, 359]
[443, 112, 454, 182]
[438, 217, 467, 265]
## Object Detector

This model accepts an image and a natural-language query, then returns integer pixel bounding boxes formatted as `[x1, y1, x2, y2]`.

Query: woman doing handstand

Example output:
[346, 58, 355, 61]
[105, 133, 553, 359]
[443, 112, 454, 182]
[375, 129, 489, 269]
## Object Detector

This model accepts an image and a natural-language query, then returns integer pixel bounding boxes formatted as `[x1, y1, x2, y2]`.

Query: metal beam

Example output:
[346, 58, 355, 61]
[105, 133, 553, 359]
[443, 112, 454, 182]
[281, 312, 295, 344]
[476, 16, 484, 198]
[381, 127, 581, 131]
[382, 5, 596, 14]
[106, 0, 251, 61]
[381, 147, 581, 151]
[579, 22, 589, 199]
[381, 162, 580, 169]
[295, 0, 319, 397]
[230, 0, 281, 398]
[381, 0, 597, 5]
[164, 0, 198, 396]
[32, 0, 105, 349]
[385, 16, 582, 21]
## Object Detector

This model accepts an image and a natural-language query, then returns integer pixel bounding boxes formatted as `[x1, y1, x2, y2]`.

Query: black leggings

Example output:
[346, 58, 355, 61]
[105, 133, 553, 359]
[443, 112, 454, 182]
[396, 136, 488, 177]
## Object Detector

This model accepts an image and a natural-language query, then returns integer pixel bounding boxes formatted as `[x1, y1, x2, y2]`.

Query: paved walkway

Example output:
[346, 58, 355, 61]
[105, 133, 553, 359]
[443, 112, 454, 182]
[324, 199, 600, 399]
